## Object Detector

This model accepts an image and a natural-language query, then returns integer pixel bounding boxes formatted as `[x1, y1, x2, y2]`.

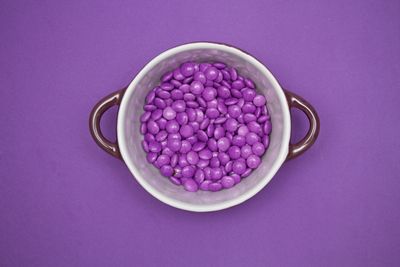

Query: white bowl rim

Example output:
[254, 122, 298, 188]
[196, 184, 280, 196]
[117, 42, 291, 212]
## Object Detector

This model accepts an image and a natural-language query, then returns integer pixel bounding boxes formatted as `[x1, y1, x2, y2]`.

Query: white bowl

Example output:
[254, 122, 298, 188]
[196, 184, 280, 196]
[89, 42, 319, 212]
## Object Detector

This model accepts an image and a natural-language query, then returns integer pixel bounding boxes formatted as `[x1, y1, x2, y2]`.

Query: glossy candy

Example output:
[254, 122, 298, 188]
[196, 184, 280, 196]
[140, 61, 272, 192]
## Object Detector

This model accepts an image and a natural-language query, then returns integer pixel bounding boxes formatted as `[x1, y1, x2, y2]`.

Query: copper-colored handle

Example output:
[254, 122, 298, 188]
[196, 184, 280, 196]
[89, 89, 125, 159]
[285, 90, 320, 160]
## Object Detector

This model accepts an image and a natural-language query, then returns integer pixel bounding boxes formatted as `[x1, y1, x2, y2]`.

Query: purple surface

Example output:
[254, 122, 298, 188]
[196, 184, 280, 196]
[1, 0, 399, 266]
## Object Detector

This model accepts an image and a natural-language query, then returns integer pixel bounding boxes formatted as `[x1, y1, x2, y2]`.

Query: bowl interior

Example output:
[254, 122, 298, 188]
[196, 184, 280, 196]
[118, 43, 290, 211]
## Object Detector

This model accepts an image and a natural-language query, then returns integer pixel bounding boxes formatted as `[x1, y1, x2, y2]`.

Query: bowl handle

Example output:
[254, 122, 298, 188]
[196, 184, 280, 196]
[89, 89, 126, 159]
[284, 90, 320, 160]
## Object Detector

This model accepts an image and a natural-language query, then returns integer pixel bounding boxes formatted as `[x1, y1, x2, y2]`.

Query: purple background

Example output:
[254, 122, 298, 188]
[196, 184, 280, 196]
[1, 1, 399, 266]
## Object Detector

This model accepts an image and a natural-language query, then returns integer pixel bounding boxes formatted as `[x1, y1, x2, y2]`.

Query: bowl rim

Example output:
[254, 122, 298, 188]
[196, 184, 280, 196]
[117, 42, 291, 212]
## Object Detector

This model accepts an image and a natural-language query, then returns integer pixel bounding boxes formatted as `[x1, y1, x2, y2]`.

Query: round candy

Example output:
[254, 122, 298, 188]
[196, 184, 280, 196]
[221, 176, 235, 188]
[252, 142, 265, 156]
[232, 159, 246, 175]
[197, 130, 208, 142]
[186, 151, 199, 165]
[156, 154, 170, 167]
[146, 91, 156, 104]
[173, 69, 185, 80]
[206, 108, 220, 119]
[180, 124, 194, 138]
[176, 112, 188, 125]
[151, 109, 163, 121]
[183, 178, 198, 192]
[140, 111, 151, 122]
[192, 141, 206, 152]
[229, 68, 238, 81]
[163, 107, 176, 120]
[232, 135, 246, 147]
[217, 86, 231, 99]
[194, 72, 207, 84]
[194, 169, 205, 184]
[218, 152, 230, 165]
[199, 148, 213, 160]
[247, 155, 261, 169]
[167, 138, 181, 152]
[228, 105, 241, 118]
[224, 118, 238, 132]
[209, 182, 222, 192]
[207, 138, 218, 151]
[157, 118, 167, 130]
[147, 120, 159, 134]
[160, 165, 174, 177]
[180, 62, 195, 77]
[190, 81, 204, 95]
[228, 146, 241, 160]
[242, 88, 256, 101]
[253, 94, 266, 107]
[217, 137, 231, 152]
[171, 89, 184, 100]
[242, 103, 256, 113]
[148, 141, 161, 153]
[246, 132, 260, 145]
[263, 121, 272, 134]
[210, 157, 221, 168]
[237, 125, 249, 136]
[232, 80, 244, 89]
[179, 140, 191, 154]
[205, 66, 219, 80]
[202, 87, 217, 101]
[171, 100, 186, 112]
[241, 144, 253, 159]
[210, 168, 223, 180]
[165, 120, 179, 133]
[214, 126, 225, 140]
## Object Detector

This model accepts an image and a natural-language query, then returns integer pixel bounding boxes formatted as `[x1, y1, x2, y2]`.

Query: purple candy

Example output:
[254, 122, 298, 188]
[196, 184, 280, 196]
[183, 178, 198, 192]
[210, 157, 221, 168]
[218, 152, 230, 165]
[247, 155, 261, 169]
[229, 68, 238, 81]
[194, 169, 205, 184]
[146, 152, 158, 163]
[205, 66, 219, 80]
[217, 137, 230, 152]
[200, 180, 212, 191]
[176, 112, 188, 125]
[146, 91, 156, 104]
[224, 118, 238, 132]
[181, 62, 195, 77]
[232, 135, 246, 147]
[242, 168, 252, 178]
[202, 87, 217, 101]
[253, 94, 266, 107]
[180, 140, 192, 153]
[232, 159, 246, 175]
[207, 138, 218, 152]
[209, 182, 222, 192]
[190, 81, 204, 95]
[194, 72, 207, 84]
[171, 89, 183, 100]
[232, 80, 245, 90]
[221, 176, 235, 188]
[241, 144, 253, 159]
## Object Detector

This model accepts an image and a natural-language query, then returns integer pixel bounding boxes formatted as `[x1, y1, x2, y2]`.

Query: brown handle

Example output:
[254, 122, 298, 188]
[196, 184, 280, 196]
[89, 89, 126, 159]
[285, 90, 320, 160]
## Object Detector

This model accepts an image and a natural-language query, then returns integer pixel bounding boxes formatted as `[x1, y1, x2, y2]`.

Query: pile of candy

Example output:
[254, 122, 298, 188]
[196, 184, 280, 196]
[140, 62, 271, 192]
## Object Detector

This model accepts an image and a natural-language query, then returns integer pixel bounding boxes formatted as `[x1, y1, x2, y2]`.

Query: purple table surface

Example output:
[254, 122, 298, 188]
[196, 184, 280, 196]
[1, 1, 399, 266]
